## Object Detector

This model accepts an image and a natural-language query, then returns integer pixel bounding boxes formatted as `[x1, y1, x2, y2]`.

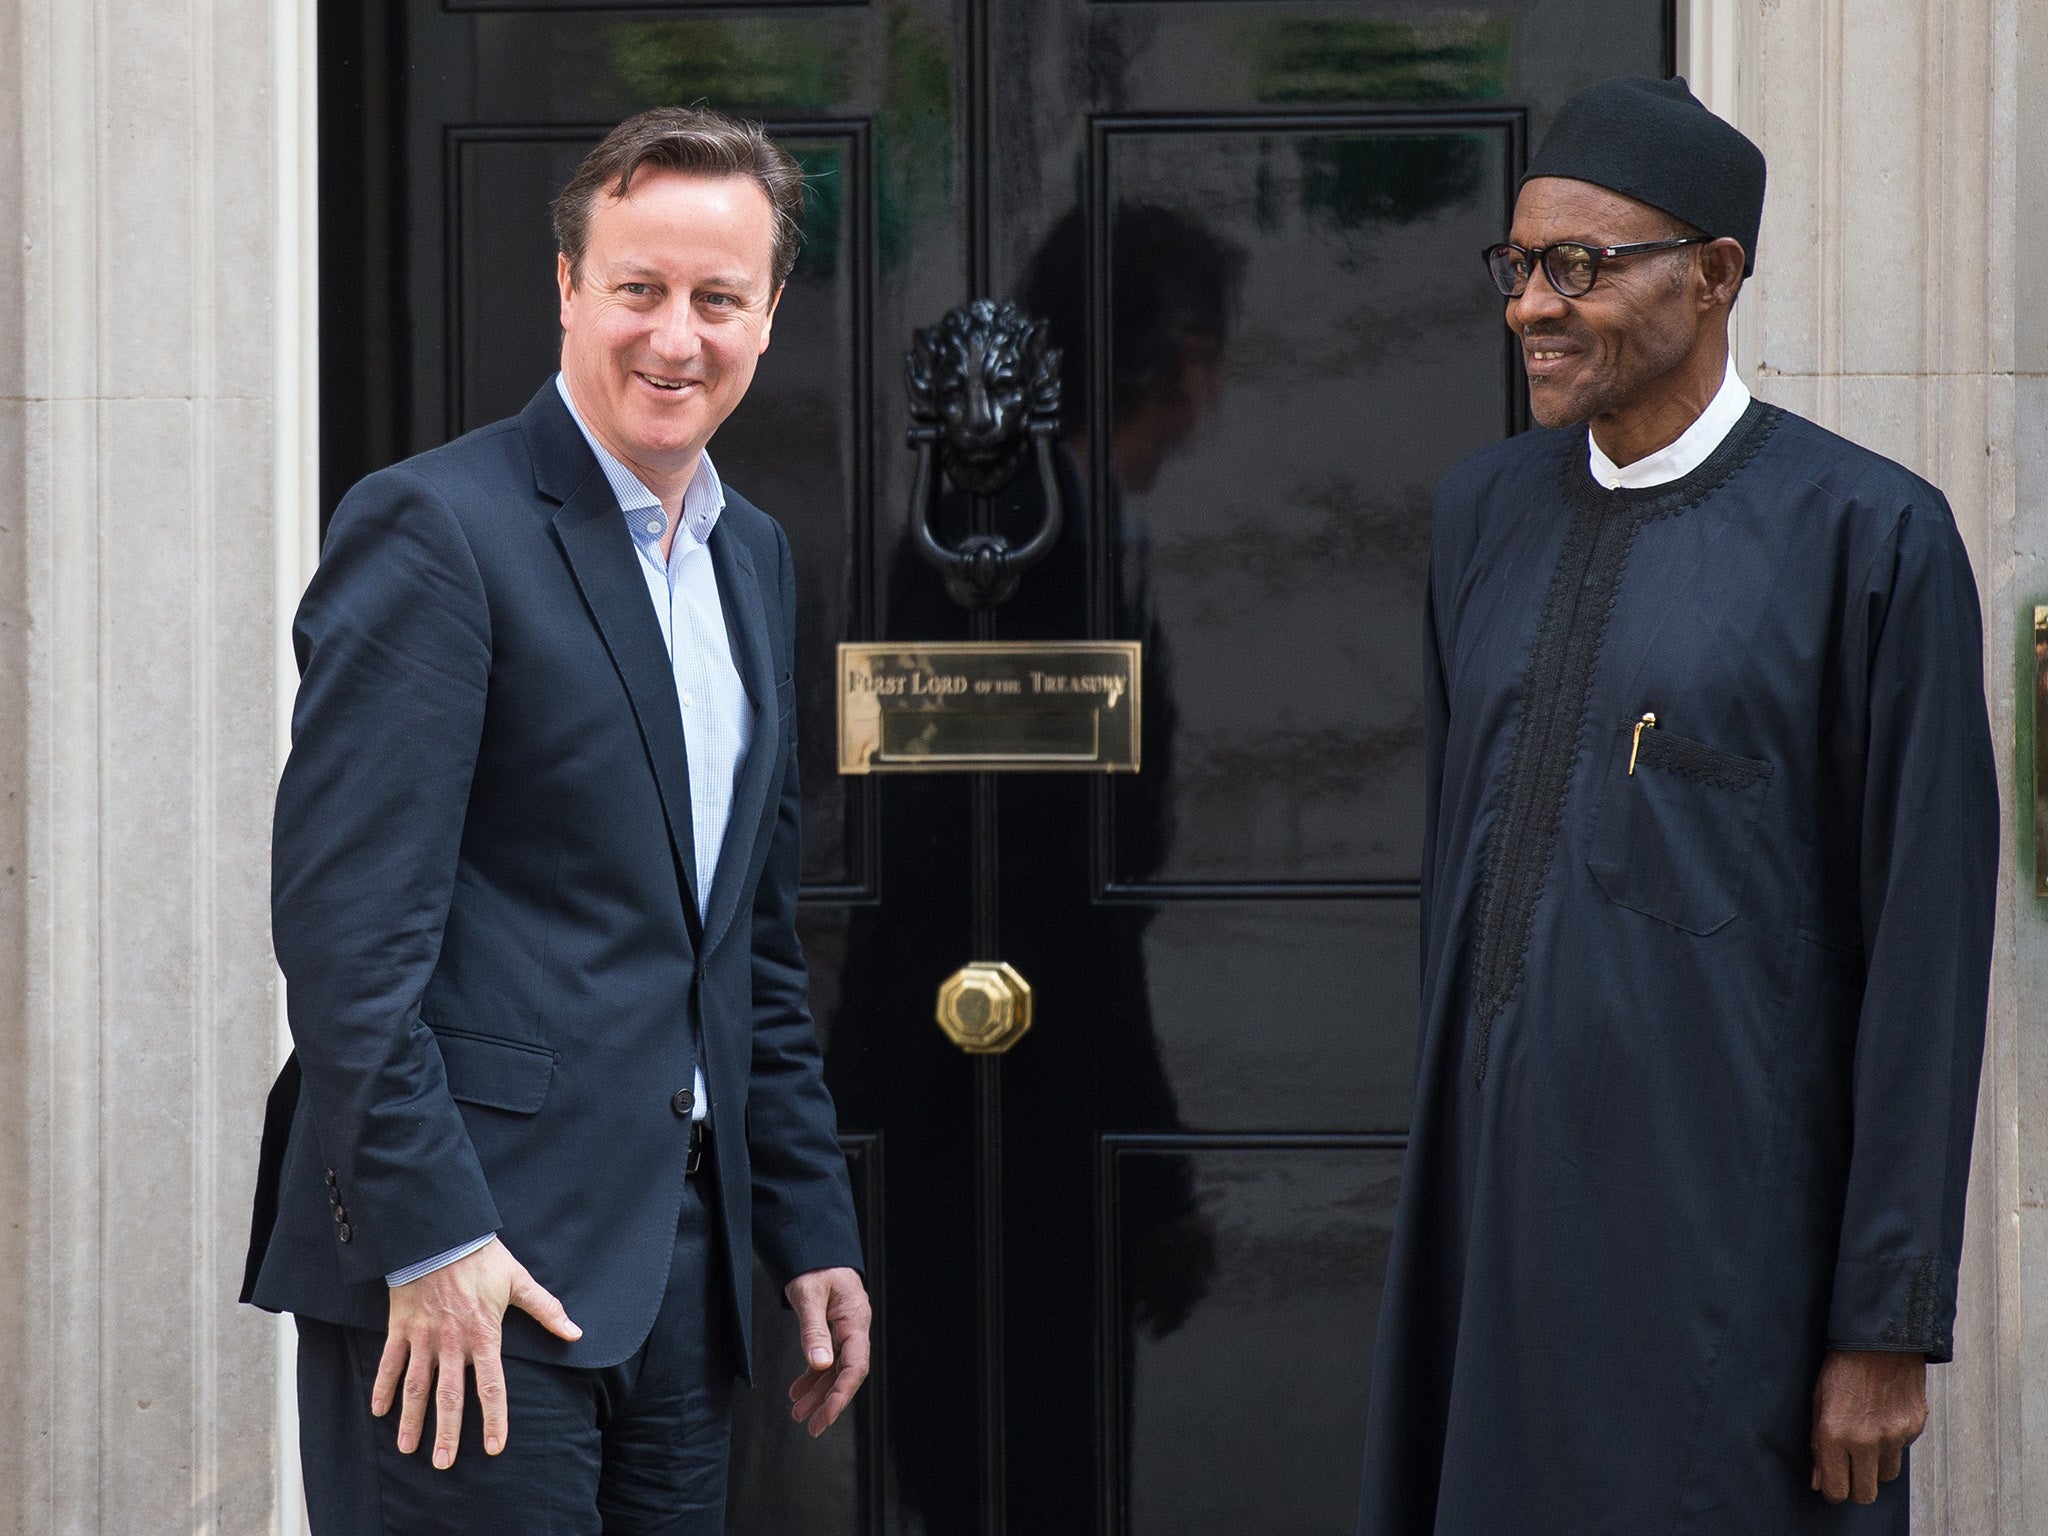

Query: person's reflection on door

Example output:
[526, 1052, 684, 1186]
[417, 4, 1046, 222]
[1022, 202, 1239, 498]
[1014, 201, 1247, 1345]
[1001, 207, 1247, 1532]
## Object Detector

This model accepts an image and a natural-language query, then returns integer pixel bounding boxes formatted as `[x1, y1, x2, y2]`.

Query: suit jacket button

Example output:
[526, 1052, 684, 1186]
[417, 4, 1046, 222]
[336, 1222, 352, 1244]
[671, 1088, 694, 1118]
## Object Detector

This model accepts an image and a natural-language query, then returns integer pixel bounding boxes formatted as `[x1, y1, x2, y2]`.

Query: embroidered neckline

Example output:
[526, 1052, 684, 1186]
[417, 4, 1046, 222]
[1561, 398, 1782, 519]
[1467, 401, 1782, 1082]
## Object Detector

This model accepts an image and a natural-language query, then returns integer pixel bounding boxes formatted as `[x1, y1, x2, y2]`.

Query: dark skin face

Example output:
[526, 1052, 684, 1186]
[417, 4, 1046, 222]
[1505, 177, 1746, 466]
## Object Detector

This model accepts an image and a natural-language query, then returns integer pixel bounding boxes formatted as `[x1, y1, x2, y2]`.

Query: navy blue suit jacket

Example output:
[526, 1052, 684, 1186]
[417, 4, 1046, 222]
[242, 382, 863, 1374]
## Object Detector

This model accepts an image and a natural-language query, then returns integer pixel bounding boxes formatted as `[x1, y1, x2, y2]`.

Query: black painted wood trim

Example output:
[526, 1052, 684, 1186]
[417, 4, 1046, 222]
[840, 1132, 887, 1536]
[1095, 880, 1422, 904]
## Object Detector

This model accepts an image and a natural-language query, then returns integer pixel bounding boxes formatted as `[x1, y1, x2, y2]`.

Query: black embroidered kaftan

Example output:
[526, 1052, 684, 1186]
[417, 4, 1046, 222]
[1357, 400, 1998, 1535]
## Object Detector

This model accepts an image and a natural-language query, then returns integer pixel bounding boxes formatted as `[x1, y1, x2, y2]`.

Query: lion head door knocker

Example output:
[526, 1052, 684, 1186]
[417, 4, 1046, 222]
[904, 299, 1065, 609]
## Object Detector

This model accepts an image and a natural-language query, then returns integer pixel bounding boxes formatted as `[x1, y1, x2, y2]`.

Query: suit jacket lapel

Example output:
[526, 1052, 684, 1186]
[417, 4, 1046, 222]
[534, 402, 704, 940]
[700, 518, 777, 957]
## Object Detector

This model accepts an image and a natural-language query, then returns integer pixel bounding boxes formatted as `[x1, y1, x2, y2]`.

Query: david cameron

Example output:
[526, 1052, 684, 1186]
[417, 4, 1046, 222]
[242, 106, 868, 1533]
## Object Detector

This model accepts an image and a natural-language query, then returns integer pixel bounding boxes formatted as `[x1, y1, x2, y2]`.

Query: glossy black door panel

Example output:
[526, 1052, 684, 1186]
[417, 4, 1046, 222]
[1116, 900, 1420, 1134]
[1091, 119, 1515, 889]
[451, 132, 588, 435]
[319, 5, 1673, 1531]
[1107, 1141, 1403, 1536]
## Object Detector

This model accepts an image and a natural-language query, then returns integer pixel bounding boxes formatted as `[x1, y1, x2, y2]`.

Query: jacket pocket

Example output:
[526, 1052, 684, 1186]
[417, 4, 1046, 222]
[432, 1027, 556, 1115]
[1587, 722, 1772, 936]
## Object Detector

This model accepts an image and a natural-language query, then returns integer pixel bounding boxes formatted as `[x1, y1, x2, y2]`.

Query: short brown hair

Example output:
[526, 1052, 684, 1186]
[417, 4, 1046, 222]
[552, 107, 805, 288]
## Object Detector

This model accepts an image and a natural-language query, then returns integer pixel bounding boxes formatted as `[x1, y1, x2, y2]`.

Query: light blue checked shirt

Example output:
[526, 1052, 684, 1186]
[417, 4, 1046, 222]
[386, 374, 750, 1287]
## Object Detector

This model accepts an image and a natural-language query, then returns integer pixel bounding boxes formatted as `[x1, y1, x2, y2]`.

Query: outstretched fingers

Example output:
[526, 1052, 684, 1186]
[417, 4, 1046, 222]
[378, 1238, 582, 1470]
[397, 1340, 435, 1456]
[371, 1331, 410, 1420]
[432, 1346, 468, 1469]
[473, 1346, 509, 1457]
[509, 1266, 583, 1342]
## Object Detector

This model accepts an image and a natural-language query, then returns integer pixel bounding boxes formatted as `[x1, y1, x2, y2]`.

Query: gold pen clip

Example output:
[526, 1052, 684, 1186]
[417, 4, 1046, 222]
[1629, 712, 1657, 775]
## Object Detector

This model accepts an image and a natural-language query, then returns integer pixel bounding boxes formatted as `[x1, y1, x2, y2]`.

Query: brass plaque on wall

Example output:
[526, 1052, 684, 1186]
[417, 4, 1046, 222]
[837, 641, 1141, 774]
[2036, 606, 2047, 897]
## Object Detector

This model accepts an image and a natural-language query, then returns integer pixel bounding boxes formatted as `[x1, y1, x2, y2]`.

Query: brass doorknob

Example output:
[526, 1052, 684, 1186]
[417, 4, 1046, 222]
[935, 961, 1034, 1054]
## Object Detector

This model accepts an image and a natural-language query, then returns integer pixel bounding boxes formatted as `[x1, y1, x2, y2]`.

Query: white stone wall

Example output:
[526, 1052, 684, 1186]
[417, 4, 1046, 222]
[1, 0, 302, 1529]
[1689, 2, 2045, 1530]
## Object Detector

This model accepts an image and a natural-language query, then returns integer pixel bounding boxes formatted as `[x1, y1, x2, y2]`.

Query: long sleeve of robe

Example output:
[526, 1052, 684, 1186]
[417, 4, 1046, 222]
[1358, 400, 1998, 1536]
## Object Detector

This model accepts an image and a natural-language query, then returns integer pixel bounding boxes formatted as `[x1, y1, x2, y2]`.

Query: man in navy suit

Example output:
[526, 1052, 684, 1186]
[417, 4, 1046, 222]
[241, 107, 869, 1532]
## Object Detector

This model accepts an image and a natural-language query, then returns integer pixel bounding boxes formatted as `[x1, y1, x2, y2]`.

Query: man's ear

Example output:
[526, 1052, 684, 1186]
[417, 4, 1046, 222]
[557, 252, 576, 330]
[758, 282, 785, 354]
[1698, 238, 1746, 310]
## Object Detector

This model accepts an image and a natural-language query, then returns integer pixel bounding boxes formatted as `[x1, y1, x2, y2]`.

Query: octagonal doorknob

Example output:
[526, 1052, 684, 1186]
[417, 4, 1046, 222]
[935, 961, 1034, 1055]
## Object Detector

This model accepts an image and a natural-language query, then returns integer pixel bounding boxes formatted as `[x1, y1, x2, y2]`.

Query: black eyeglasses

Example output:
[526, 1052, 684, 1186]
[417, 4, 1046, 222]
[1483, 237, 1709, 298]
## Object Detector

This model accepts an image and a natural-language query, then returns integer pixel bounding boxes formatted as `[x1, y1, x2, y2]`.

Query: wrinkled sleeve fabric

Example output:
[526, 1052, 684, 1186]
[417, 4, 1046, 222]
[746, 525, 865, 1290]
[1826, 497, 1998, 1362]
[272, 469, 502, 1285]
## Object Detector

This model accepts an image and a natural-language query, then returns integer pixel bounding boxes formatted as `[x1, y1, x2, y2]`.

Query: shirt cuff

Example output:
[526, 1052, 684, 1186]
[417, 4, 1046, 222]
[386, 1233, 496, 1288]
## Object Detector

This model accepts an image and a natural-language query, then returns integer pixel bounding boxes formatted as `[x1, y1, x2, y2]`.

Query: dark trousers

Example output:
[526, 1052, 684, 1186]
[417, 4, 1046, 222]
[297, 1175, 736, 1535]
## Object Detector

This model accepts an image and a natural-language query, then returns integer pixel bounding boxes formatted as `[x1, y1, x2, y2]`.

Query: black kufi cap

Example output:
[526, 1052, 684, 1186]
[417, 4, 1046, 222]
[1524, 76, 1766, 276]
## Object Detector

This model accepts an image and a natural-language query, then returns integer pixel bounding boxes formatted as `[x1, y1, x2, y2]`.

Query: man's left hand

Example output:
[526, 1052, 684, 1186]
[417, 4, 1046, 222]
[1811, 1348, 1928, 1504]
[785, 1266, 871, 1438]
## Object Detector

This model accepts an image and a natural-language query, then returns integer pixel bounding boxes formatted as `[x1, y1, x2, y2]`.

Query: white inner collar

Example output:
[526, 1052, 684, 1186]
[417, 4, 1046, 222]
[1587, 356, 1751, 490]
[554, 372, 725, 548]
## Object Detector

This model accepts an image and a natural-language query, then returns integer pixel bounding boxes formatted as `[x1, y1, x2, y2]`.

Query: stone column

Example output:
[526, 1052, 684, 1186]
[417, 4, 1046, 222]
[1689, 1, 2045, 1530]
[1, 0, 308, 1528]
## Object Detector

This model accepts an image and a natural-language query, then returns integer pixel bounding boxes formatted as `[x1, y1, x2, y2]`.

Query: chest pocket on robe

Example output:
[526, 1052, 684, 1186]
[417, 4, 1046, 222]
[1586, 722, 1773, 935]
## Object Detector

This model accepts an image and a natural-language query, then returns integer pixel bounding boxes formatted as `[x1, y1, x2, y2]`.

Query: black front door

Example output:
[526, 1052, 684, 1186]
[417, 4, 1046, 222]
[319, 5, 1672, 1531]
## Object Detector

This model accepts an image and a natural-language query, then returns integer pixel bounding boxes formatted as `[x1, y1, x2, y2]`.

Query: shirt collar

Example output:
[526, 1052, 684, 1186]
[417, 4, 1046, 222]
[1587, 355, 1752, 491]
[554, 372, 725, 551]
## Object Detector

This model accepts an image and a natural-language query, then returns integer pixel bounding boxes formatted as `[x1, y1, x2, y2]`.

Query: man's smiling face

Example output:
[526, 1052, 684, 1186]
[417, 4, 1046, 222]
[1506, 176, 1700, 432]
[557, 168, 781, 487]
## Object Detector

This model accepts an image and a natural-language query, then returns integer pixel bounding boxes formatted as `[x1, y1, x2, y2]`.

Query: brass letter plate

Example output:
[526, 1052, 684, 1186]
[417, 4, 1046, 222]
[837, 641, 1141, 774]
[2036, 606, 2047, 897]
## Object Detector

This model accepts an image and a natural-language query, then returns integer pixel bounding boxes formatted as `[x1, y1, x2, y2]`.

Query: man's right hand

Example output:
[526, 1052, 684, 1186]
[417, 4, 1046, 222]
[372, 1238, 582, 1468]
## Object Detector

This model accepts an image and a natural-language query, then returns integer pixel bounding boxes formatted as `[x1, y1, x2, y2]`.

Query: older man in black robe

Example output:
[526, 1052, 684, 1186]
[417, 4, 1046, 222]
[1357, 77, 1998, 1534]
